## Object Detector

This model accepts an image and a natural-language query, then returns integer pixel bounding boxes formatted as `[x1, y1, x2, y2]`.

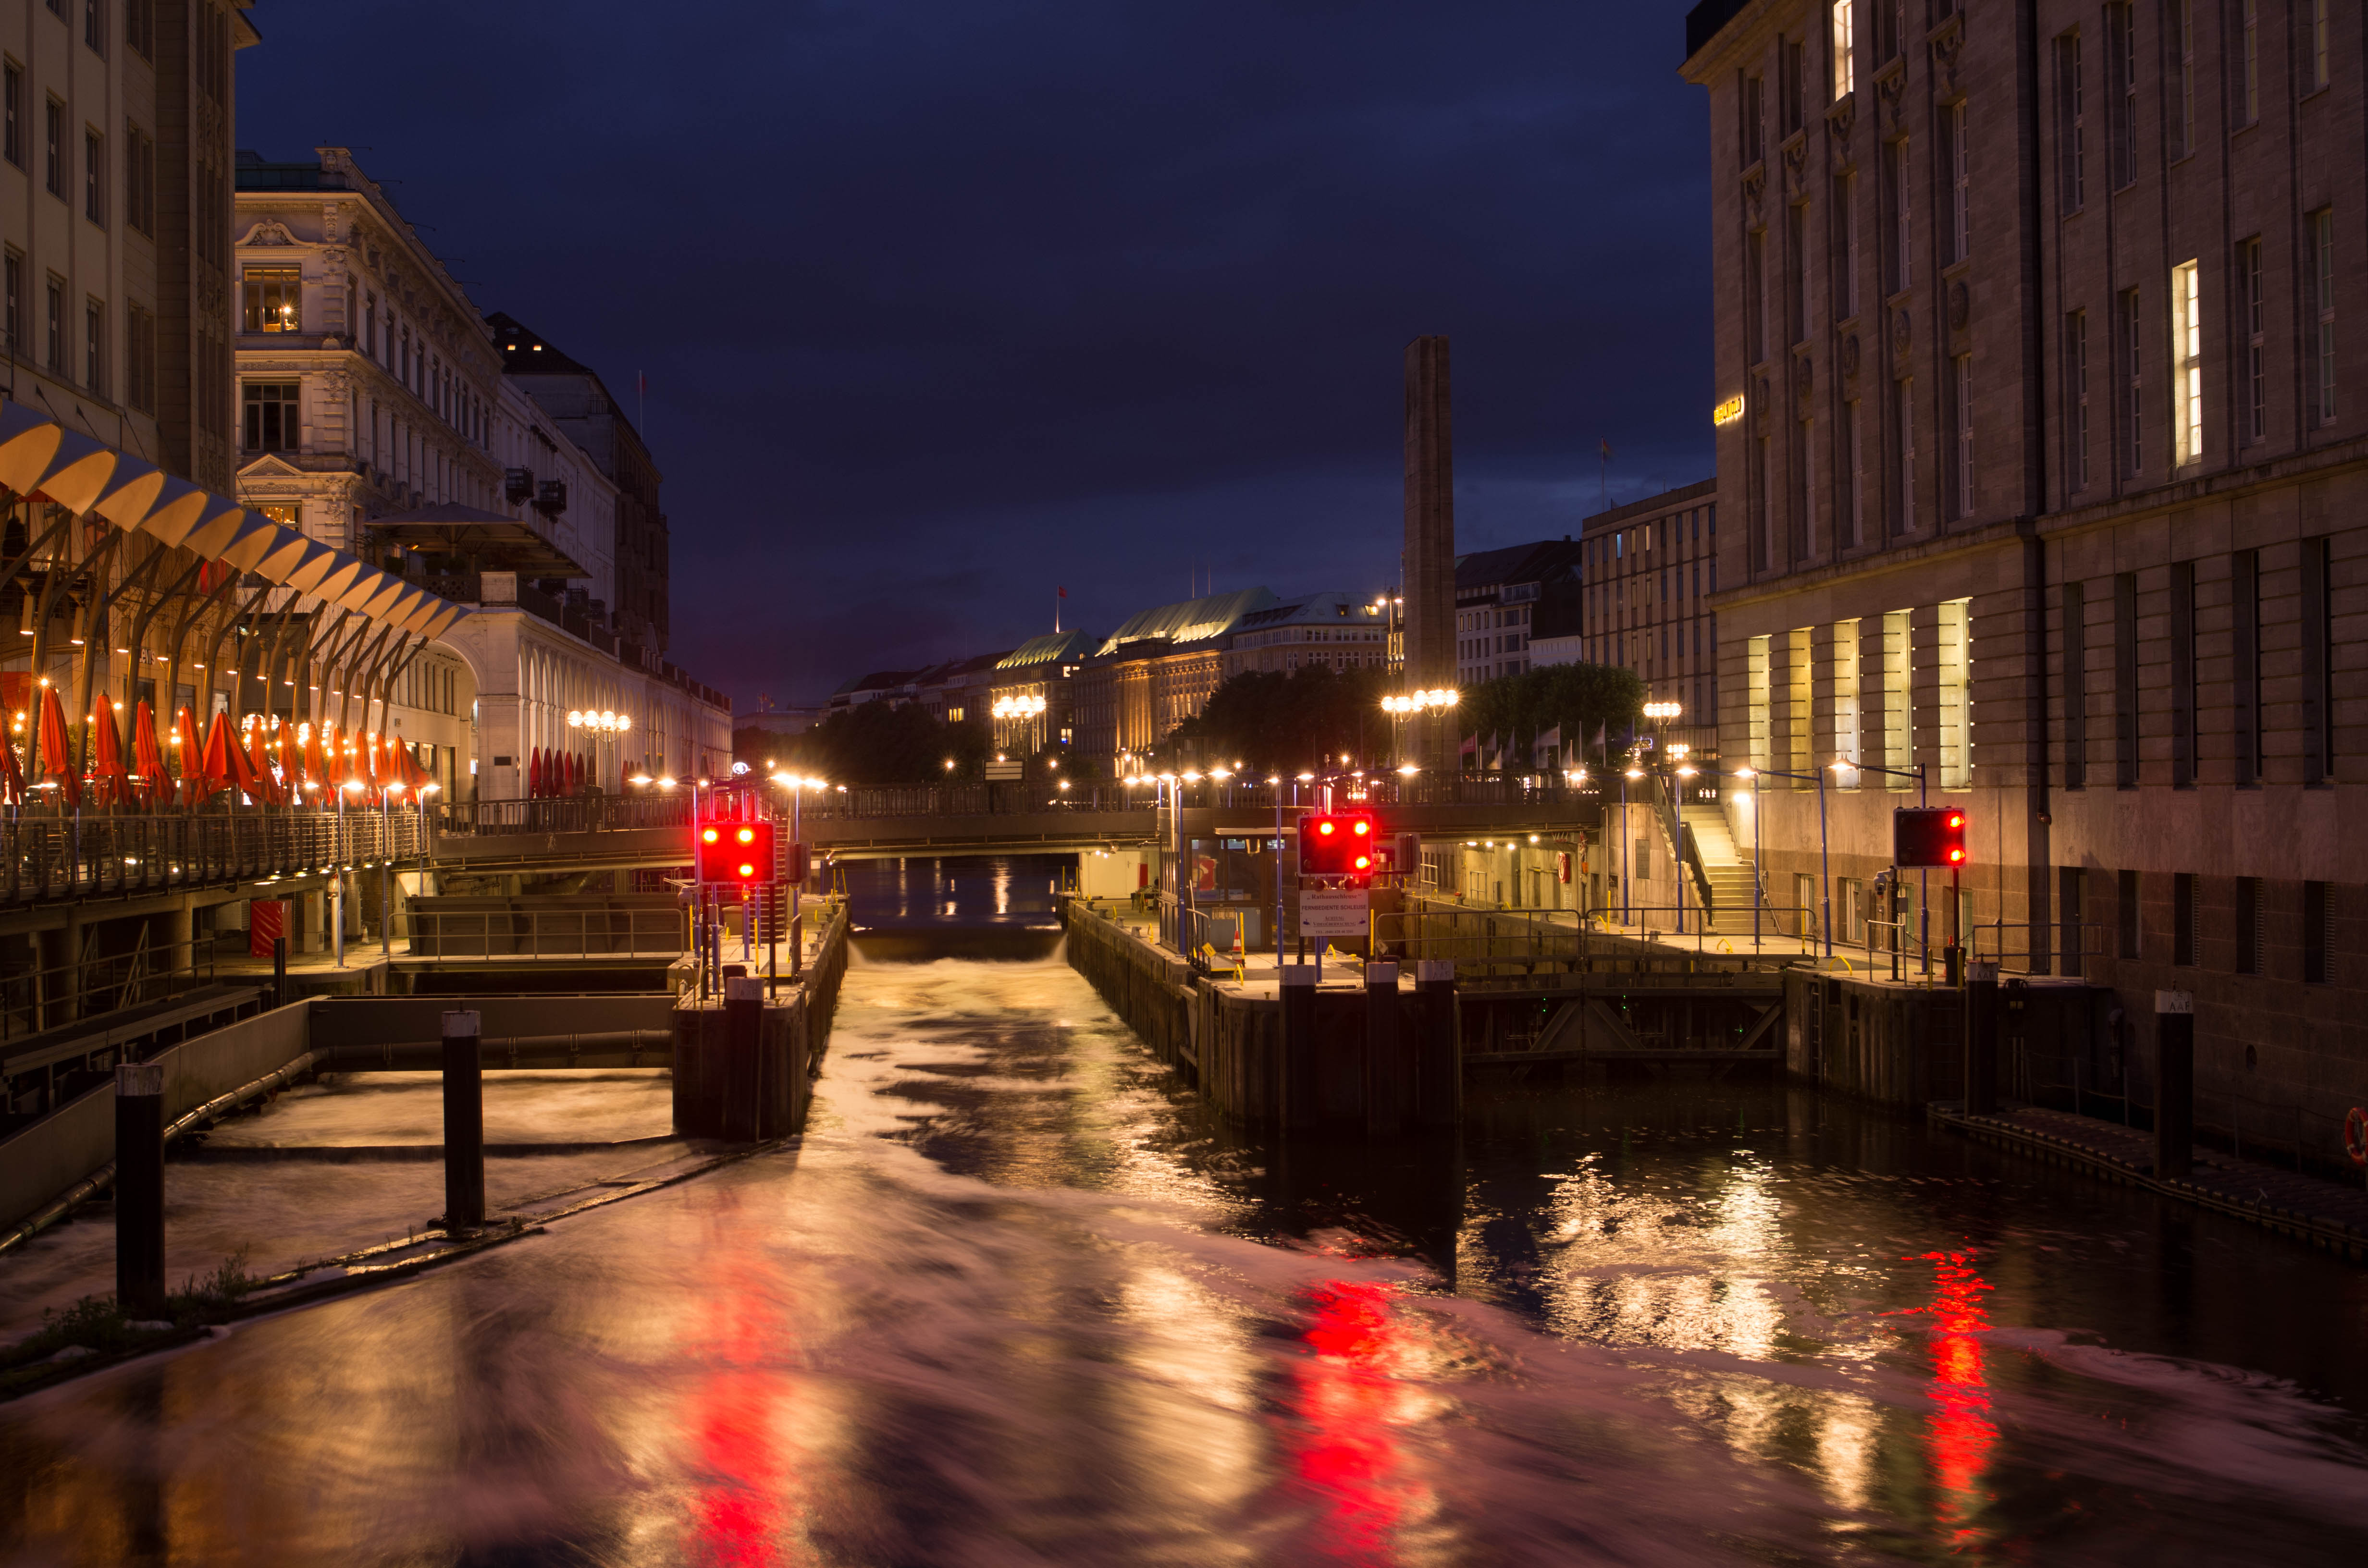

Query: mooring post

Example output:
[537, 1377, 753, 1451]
[1364, 961, 1404, 1138]
[1280, 963, 1316, 1133]
[725, 973, 765, 1142]
[271, 934, 287, 1010]
[442, 1008, 485, 1231]
[114, 1062, 166, 1317]
[1415, 958, 1459, 1128]
[2155, 989, 2194, 1179]
[1963, 961, 1999, 1115]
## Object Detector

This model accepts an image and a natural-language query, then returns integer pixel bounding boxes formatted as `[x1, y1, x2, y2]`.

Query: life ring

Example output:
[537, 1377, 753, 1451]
[2345, 1107, 2368, 1167]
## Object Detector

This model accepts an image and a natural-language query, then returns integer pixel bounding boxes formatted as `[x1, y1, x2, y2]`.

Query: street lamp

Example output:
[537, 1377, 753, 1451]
[1846, 758, 1931, 974]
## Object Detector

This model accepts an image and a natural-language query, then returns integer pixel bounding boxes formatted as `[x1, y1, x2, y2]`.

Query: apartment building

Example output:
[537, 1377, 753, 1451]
[1685, 0, 2366, 1145]
[2, 0, 251, 490]
[1451, 539, 1582, 685]
[1559, 478, 1720, 753]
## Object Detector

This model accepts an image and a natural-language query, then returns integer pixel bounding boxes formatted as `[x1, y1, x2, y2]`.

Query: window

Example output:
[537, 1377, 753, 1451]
[1945, 101, 1970, 264]
[83, 128, 102, 224]
[2068, 310, 2092, 488]
[1886, 137, 1912, 293]
[1832, 0, 1854, 99]
[1881, 609, 1911, 778]
[2302, 536, 2333, 783]
[1835, 172, 1859, 319]
[2233, 548, 2262, 784]
[2171, 259, 2201, 466]
[2173, 873, 2196, 966]
[44, 98, 61, 196]
[82, 298, 102, 395]
[2310, 0, 2330, 91]
[1756, 434, 1772, 569]
[2174, 0, 2194, 156]
[2303, 882, 2331, 983]
[2056, 33, 2084, 212]
[44, 275, 62, 373]
[1949, 354, 1974, 517]
[1746, 230, 1766, 363]
[1, 62, 18, 169]
[2060, 867, 2086, 977]
[1797, 414, 1815, 558]
[2114, 573, 2138, 786]
[2311, 209, 2335, 425]
[2234, 879, 2262, 974]
[2242, 238, 2265, 443]
[125, 301, 154, 414]
[1788, 201, 1809, 344]
[1744, 73, 1765, 166]
[1843, 398, 1863, 546]
[2170, 560, 2196, 786]
[1747, 635, 1771, 771]
[2117, 870, 2141, 958]
[2108, 4, 2136, 190]
[82, 0, 102, 54]
[127, 0, 152, 58]
[243, 381, 299, 452]
[124, 122, 154, 236]
[1781, 35, 1804, 135]
[1896, 374, 1916, 532]
[242, 267, 299, 332]
[2122, 287, 2143, 473]
[2063, 578, 2087, 789]
[1937, 598, 1971, 787]
[0, 251, 16, 360]
[1833, 617, 1861, 771]
[364, 293, 379, 359]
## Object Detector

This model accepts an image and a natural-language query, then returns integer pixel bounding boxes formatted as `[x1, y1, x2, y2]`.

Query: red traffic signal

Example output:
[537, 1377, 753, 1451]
[1298, 811, 1378, 879]
[1893, 807, 1968, 869]
[697, 818, 778, 884]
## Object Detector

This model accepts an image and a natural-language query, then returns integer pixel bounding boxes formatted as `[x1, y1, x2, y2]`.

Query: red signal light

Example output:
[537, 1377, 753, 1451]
[1353, 820, 1370, 836]
[1353, 854, 1371, 870]
[1317, 821, 1336, 836]
[1893, 807, 1970, 869]
[737, 826, 755, 844]
[1299, 811, 1381, 881]
[697, 817, 777, 883]
[701, 827, 719, 843]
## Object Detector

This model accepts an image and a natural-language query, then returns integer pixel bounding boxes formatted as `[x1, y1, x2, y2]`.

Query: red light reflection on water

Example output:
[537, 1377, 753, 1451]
[1284, 1279, 1427, 1564]
[680, 1237, 804, 1568]
[1895, 1249, 1997, 1550]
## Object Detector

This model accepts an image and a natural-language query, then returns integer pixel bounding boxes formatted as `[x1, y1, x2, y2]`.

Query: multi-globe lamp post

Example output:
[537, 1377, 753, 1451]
[1380, 686, 1457, 776]
[567, 707, 632, 797]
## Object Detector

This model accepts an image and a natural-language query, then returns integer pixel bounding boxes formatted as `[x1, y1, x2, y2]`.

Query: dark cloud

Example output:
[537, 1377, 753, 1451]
[241, 0, 1712, 704]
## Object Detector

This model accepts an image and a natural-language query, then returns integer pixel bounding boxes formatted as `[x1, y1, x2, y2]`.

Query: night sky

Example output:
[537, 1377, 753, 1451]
[240, 2, 1713, 710]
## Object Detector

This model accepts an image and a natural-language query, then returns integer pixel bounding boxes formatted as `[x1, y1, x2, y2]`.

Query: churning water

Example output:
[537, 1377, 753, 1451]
[2, 855, 2366, 1564]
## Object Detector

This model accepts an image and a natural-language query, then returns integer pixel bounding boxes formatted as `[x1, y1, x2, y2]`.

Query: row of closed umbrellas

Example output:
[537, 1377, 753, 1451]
[0, 402, 466, 640]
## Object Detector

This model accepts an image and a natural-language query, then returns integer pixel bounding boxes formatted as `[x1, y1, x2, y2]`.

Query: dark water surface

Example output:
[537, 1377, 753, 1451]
[3, 856, 2367, 1564]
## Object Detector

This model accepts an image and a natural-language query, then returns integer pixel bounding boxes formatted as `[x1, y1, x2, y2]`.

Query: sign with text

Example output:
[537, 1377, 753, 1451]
[1298, 889, 1370, 938]
[984, 761, 1023, 781]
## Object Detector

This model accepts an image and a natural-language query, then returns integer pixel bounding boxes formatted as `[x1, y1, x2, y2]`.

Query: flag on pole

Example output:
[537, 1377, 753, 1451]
[1057, 585, 1066, 632]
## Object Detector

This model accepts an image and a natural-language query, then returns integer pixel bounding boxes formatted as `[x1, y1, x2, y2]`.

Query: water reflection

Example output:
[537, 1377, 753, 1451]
[3, 956, 2368, 1564]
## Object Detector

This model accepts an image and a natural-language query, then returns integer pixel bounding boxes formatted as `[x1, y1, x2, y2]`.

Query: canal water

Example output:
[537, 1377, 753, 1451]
[3, 853, 2366, 1564]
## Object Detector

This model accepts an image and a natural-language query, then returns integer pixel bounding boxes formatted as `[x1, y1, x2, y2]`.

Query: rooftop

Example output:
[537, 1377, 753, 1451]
[998, 631, 1099, 671]
[1095, 588, 1277, 657]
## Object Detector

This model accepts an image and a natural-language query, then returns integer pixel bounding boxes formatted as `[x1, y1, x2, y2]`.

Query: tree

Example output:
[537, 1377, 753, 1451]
[1456, 662, 1646, 763]
[1165, 663, 1392, 772]
[739, 703, 993, 784]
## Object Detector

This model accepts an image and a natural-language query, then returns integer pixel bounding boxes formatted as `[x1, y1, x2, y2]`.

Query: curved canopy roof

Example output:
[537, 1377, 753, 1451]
[0, 401, 465, 645]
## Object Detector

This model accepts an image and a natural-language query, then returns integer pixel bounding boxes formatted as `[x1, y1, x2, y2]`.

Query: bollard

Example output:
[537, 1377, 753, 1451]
[1364, 962, 1405, 1138]
[1414, 959, 1459, 1128]
[272, 935, 288, 1011]
[114, 1062, 165, 1317]
[1962, 961, 1999, 1115]
[2155, 990, 2195, 1179]
[725, 974, 765, 1142]
[442, 1009, 484, 1230]
[1280, 964, 1317, 1133]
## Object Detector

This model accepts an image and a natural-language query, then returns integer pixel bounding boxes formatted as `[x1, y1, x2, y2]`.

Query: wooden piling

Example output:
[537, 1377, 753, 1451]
[113, 1063, 165, 1316]
[442, 1008, 485, 1230]
[2156, 990, 2194, 1178]
[1963, 962, 1998, 1115]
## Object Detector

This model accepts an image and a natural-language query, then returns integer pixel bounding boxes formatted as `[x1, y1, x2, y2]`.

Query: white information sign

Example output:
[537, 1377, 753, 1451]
[1298, 889, 1371, 938]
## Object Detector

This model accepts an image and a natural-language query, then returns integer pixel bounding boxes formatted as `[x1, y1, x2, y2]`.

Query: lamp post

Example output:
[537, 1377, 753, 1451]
[1839, 758, 1930, 975]
[1733, 764, 1831, 959]
[1641, 701, 1684, 932]
[1379, 686, 1457, 775]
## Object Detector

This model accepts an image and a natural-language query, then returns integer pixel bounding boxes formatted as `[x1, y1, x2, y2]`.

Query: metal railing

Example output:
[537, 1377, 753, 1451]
[431, 794, 693, 837]
[0, 808, 424, 906]
[0, 945, 222, 1044]
[407, 906, 687, 959]
[1375, 901, 1808, 977]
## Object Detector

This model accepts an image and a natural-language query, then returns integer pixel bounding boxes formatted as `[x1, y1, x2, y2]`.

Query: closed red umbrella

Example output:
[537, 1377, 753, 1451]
[131, 701, 167, 808]
[530, 747, 544, 799]
[87, 701, 129, 809]
[0, 726, 24, 806]
[197, 710, 234, 799]
[172, 706, 204, 807]
[245, 723, 284, 806]
[36, 686, 80, 808]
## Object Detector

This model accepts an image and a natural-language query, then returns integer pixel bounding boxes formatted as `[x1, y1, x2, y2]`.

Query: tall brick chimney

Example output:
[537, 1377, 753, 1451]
[1401, 336, 1455, 751]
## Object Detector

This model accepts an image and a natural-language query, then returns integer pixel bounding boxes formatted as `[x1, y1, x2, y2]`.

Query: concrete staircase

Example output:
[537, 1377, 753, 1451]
[1678, 806, 1767, 936]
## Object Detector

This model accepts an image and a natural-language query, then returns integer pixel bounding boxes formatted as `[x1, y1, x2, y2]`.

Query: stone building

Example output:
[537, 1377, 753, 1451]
[230, 147, 727, 796]
[989, 630, 1093, 757]
[1224, 592, 1391, 678]
[1684, 0, 2367, 1147]
[1073, 587, 1273, 774]
[1452, 538, 1584, 687]
[2, 0, 253, 491]
[1562, 480, 1720, 755]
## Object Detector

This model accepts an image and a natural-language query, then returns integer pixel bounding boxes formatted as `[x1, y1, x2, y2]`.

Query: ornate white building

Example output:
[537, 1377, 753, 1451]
[231, 146, 728, 796]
